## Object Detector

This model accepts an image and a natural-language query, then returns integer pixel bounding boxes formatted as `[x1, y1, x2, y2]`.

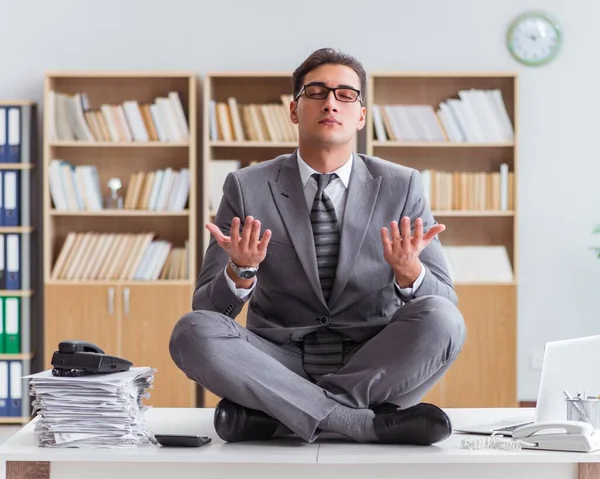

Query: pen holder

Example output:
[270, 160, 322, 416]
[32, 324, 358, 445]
[566, 398, 600, 427]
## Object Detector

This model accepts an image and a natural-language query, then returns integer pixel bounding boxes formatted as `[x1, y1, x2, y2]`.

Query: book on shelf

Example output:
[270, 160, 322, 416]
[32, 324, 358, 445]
[209, 95, 297, 142]
[372, 88, 514, 143]
[442, 245, 513, 283]
[48, 90, 189, 143]
[48, 160, 189, 212]
[421, 163, 513, 211]
[51, 232, 189, 281]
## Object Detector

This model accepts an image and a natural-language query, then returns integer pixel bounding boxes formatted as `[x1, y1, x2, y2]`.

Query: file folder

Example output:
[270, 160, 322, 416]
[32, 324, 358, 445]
[6, 108, 20, 164]
[0, 361, 8, 416]
[5, 234, 20, 290]
[3, 171, 19, 227]
[8, 361, 21, 417]
[4, 297, 19, 354]
[0, 108, 6, 164]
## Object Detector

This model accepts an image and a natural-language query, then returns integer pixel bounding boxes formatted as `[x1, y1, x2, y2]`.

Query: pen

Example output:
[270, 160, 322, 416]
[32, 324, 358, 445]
[563, 390, 593, 425]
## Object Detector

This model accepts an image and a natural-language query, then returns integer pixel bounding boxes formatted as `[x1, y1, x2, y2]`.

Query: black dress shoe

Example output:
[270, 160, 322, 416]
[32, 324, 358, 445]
[213, 398, 280, 442]
[373, 402, 400, 414]
[373, 403, 452, 445]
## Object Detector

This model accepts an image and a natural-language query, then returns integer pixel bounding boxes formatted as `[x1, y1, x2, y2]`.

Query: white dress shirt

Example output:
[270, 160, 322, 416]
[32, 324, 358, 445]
[224, 152, 425, 300]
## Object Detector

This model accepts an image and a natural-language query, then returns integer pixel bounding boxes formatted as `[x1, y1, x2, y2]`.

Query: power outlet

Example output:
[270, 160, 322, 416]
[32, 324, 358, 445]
[530, 348, 545, 370]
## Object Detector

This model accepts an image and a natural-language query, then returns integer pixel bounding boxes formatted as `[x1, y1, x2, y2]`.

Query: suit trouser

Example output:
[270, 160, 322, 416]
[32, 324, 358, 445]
[169, 295, 466, 443]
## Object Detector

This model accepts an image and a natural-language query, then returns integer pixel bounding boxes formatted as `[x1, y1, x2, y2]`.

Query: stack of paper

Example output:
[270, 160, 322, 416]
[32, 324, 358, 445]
[25, 367, 156, 448]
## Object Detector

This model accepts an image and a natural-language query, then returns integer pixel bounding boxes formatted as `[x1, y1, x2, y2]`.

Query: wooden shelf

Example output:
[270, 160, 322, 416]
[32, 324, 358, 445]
[210, 141, 298, 148]
[0, 290, 33, 297]
[0, 163, 33, 170]
[44, 71, 198, 409]
[432, 210, 514, 217]
[0, 227, 33, 233]
[49, 141, 189, 148]
[0, 416, 30, 424]
[372, 141, 514, 148]
[0, 353, 34, 361]
[46, 280, 193, 286]
[368, 70, 518, 78]
[367, 71, 518, 409]
[49, 209, 189, 217]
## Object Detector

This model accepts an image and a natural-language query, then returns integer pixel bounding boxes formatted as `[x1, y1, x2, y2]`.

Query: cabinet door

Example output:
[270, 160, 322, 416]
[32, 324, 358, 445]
[120, 283, 195, 408]
[44, 284, 120, 369]
[439, 284, 517, 407]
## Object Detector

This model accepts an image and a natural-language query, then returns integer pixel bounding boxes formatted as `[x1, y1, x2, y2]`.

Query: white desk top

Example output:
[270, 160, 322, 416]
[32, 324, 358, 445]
[1, 407, 600, 464]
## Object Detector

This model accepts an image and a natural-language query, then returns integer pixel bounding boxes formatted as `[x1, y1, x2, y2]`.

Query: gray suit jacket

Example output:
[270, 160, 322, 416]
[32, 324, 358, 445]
[192, 151, 456, 345]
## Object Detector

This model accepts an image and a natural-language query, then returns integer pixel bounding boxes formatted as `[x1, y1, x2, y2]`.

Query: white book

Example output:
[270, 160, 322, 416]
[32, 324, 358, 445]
[371, 105, 387, 141]
[168, 92, 189, 141]
[123, 101, 149, 142]
[147, 169, 164, 210]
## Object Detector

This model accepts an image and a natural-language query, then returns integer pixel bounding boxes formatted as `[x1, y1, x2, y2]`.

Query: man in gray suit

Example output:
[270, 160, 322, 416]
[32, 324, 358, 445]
[170, 47, 466, 445]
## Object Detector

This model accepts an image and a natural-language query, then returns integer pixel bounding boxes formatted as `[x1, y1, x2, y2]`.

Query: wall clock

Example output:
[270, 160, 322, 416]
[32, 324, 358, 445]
[507, 11, 562, 66]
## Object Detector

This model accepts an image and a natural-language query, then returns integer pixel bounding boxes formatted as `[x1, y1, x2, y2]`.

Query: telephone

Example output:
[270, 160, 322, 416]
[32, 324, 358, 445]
[51, 340, 132, 377]
[512, 420, 600, 452]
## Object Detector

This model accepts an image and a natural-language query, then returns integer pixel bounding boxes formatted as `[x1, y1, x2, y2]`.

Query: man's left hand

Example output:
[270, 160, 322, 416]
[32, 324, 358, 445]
[380, 216, 446, 288]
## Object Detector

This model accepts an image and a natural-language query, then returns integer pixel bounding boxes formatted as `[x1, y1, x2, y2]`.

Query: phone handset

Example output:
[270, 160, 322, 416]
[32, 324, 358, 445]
[512, 420, 594, 439]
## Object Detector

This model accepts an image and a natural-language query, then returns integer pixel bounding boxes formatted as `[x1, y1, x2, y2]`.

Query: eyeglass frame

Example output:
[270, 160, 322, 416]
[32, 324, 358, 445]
[294, 82, 363, 104]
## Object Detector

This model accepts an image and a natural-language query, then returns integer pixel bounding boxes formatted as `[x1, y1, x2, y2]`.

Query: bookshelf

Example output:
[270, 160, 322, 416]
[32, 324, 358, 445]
[202, 72, 305, 407]
[366, 71, 518, 407]
[42, 71, 198, 409]
[0, 101, 38, 424]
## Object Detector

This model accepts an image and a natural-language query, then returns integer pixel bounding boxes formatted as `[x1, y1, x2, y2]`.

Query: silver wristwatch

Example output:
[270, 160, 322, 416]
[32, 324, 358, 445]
[228, 257, 259, 279]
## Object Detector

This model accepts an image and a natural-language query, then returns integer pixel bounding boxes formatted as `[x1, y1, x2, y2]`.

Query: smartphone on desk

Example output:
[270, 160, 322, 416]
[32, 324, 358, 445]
[154, 434, 212, 448]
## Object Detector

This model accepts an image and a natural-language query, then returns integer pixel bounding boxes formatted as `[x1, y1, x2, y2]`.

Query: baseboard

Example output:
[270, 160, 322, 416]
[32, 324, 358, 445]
[519, 401, 536, 407]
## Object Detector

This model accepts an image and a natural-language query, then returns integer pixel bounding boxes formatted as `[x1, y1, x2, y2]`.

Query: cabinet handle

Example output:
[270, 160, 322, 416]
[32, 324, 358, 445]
[123, 287, 130, 315]
[108, 287, 115, 315]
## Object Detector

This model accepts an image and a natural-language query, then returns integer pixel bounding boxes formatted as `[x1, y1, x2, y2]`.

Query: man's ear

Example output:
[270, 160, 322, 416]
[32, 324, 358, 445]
[290, 99, 299, 125]
[356, 105, 367, 131]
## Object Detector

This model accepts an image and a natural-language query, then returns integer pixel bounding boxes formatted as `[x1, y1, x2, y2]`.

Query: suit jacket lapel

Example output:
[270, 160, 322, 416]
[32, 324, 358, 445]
[328, 155, 382, 309]
[269, 151, 327, 309]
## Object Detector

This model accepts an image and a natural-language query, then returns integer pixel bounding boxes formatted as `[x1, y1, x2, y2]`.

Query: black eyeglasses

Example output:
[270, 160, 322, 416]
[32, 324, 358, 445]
[295, 83, 362, 103]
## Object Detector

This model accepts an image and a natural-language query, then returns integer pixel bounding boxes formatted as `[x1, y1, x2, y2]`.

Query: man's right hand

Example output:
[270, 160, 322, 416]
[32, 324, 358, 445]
[206, 216, 271, 285]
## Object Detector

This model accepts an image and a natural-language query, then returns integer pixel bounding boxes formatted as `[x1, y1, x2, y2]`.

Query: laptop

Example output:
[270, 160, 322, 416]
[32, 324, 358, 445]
[455, 334, 600, 437]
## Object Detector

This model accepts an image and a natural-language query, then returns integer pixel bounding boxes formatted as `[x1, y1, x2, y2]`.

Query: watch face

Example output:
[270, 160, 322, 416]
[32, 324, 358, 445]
[238, 269, 257, 279]
[507, 12, 561, 66]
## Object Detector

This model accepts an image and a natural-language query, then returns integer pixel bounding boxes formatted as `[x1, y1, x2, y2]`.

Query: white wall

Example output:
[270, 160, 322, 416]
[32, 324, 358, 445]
[3, 0, 599, 400]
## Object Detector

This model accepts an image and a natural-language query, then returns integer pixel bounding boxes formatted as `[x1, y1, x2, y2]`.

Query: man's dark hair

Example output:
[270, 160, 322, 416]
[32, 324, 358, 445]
[291, 48, 366, 102]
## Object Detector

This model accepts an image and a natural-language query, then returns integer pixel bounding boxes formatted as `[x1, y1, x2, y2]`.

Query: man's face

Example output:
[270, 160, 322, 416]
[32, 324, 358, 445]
[290, 64, 366, 148]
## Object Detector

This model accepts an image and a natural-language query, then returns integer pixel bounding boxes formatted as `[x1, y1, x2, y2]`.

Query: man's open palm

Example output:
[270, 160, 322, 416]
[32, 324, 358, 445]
[380, 216, 445, 269]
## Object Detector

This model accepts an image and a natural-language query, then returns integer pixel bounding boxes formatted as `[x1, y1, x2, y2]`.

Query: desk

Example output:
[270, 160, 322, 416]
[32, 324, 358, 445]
[1, 408, 600, 479]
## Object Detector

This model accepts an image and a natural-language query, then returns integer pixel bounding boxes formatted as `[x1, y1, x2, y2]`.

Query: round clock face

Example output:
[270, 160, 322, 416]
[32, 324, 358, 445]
[507, 12, 562, 66]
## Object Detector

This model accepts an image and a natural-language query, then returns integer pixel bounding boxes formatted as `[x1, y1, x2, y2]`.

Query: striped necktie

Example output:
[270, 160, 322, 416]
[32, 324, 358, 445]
[310, 173, 339, 300]
[302, 173, 344, 379]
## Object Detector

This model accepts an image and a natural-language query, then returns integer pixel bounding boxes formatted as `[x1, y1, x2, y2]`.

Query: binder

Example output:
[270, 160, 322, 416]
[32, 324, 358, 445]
[6, 107, 20, 163]
[0, 171, 4, 226]
[3, 170, 19, 227]
[8, 360, 21, 417]
[4, 297, 19, 354]
[5, 234, 20, 290]
[0, 234, 5, 289]
[0, 298, 4, 354]
[0, 108, 6, 164]
[0, 361, 8, 416]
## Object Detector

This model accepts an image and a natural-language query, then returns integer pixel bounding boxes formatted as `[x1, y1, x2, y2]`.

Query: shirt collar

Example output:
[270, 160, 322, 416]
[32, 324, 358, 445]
[296, 150, 353, 189]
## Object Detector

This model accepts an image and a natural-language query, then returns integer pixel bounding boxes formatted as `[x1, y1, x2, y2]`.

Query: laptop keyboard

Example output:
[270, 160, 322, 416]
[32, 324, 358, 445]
[493, 421, 533, 432]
